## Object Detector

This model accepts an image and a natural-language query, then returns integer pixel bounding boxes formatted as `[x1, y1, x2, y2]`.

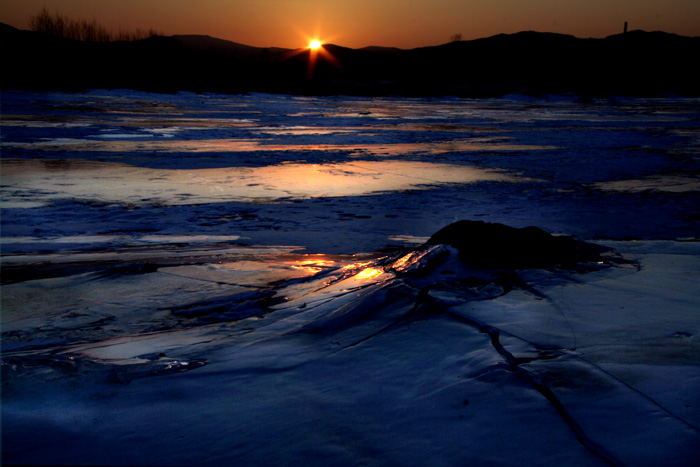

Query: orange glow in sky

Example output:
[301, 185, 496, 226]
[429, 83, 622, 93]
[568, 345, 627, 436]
[1, 0, 699, 49]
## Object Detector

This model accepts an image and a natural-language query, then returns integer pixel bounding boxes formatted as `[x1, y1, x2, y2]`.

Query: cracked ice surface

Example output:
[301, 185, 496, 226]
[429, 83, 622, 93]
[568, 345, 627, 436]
[2, 91, 700, 466]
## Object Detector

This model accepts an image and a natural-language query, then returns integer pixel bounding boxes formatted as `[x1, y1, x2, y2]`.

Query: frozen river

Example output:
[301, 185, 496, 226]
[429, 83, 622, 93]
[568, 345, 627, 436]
[2, 91, 700, 466]
[2, 91, 699, 252]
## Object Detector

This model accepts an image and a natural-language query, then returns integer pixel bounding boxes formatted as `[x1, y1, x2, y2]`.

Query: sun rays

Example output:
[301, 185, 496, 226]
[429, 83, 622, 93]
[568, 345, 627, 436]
[279, 33, 342, 78]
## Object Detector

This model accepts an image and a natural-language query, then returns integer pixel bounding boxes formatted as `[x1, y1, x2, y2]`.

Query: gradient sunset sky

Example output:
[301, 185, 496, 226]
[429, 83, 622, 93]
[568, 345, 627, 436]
[2, 0, 699, 49]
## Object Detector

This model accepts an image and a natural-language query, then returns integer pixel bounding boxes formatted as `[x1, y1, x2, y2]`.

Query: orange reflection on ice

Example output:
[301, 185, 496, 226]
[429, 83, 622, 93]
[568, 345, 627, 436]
[390, 253, 416, 272]
[354, 267, 384, 280]
[2, 136, 555, 155]
[1, 158, 533, 207]
[291, 258, 338, 274]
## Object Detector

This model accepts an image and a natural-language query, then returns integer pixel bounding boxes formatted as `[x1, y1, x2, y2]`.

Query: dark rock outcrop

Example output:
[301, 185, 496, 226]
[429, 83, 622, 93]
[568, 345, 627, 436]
[425, 220, 609, 269]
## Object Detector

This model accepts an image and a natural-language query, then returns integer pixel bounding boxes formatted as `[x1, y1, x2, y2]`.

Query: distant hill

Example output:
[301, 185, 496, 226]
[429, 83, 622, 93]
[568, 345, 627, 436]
[169, 34, 291, 57]
[358, 46, 404, 53]
[1, 22, 698, 97]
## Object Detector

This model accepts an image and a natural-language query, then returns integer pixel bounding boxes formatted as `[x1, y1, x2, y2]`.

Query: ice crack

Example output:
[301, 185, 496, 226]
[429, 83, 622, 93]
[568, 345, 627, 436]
[443, 301, 625, 466]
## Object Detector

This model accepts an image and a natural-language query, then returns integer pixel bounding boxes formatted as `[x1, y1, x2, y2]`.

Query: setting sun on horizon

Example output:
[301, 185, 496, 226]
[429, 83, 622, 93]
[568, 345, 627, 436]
[309, 40, 322, 49]
[1, 0, 699, 48]
[0, 0, 700, 49]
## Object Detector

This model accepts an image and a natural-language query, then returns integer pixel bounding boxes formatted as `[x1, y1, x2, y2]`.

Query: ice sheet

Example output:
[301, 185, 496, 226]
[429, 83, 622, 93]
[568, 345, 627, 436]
[1, 158, 529, 207]
[2, 91, 700, 466]
[3, 241, 699, 466]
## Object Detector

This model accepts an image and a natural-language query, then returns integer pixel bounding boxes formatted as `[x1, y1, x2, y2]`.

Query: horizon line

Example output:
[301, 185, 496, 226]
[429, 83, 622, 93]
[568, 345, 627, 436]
[2, 20, 696, 51]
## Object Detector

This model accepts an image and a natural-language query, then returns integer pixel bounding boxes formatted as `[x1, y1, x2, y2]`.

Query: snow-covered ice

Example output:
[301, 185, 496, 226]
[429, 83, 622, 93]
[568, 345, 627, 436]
[2, 90, 700, 466]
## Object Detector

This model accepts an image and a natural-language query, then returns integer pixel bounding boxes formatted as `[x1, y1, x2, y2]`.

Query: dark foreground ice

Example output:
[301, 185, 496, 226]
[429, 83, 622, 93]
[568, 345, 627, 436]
[2, 91, 700, 466]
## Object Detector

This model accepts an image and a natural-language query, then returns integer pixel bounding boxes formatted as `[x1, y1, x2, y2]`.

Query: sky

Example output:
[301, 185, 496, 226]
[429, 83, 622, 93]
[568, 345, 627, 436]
[1, 0, 699, 49]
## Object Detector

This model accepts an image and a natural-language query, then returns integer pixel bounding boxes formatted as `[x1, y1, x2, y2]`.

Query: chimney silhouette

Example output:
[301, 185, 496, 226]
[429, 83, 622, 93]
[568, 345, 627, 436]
[624, 21, 628, 33]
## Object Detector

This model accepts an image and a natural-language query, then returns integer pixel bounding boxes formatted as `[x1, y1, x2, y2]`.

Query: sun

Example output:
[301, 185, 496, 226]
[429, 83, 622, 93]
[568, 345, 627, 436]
[281, 32, 340, 78]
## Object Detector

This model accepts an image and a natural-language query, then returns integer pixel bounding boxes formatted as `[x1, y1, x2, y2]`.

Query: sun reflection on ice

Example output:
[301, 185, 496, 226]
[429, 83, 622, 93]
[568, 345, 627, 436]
[291, 258, 338, 274]
[0, 158, 532, 208]
[354, 267, 384, 280]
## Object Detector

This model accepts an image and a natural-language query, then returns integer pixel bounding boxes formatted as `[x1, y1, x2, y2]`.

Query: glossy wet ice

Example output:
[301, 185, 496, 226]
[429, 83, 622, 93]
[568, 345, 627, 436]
[1, 158, 528, 207]
[3, 92, 699, 252]
[2, 91, 700, 466]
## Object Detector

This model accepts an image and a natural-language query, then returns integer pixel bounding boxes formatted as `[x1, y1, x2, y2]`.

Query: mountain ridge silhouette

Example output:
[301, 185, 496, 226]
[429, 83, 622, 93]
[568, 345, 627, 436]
[2, 22, 698, 97]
